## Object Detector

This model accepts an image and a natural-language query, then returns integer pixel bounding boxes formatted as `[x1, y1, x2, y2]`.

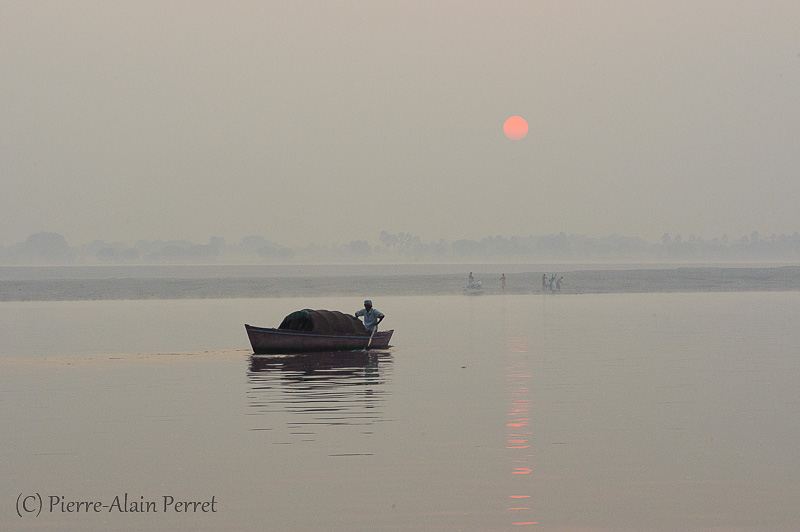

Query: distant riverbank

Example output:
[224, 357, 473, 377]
[1, 265, 798, 301]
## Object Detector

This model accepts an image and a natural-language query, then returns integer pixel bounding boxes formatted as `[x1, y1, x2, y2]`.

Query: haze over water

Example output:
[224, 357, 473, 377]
[3, 2, 800, 247]
[2, 267, 798, 531]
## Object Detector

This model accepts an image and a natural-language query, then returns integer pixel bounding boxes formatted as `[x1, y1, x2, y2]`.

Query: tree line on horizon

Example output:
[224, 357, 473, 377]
[2, 230, 800, 265]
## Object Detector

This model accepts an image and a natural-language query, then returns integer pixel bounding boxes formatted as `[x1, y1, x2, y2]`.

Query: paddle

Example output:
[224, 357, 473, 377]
[366, 328, 376, 349]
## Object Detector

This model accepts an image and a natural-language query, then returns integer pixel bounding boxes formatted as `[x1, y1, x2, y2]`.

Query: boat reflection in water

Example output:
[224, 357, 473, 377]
[246, 350, 393, 447]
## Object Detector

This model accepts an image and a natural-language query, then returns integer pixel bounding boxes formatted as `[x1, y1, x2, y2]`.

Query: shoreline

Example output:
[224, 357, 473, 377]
[2, 265, 799, 301]
[2, 261, 799, 279]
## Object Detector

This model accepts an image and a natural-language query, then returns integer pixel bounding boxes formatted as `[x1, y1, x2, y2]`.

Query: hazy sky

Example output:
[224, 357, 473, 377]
[2, 1, 799, 248]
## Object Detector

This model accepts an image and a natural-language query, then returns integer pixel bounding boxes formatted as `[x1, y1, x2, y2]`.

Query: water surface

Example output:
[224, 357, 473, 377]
[2, 290, 799, 531]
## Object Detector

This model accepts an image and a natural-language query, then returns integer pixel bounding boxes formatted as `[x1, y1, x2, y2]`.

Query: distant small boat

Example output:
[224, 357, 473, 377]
[245, 309, 393, 354]
[463, 283, 484, 295]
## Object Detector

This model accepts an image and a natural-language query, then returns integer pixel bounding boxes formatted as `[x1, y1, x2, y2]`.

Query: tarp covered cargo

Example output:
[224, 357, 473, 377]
[278, 309, 368, 335]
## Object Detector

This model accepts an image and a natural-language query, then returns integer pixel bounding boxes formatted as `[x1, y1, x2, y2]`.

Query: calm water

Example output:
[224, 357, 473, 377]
[2, 277, 800, 531]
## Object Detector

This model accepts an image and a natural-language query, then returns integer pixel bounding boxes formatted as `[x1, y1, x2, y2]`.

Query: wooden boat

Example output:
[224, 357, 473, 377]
[245, 309, 393, 354]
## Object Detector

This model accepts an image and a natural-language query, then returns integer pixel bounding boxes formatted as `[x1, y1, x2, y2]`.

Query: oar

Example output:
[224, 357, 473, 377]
[366, 328, 376, 349]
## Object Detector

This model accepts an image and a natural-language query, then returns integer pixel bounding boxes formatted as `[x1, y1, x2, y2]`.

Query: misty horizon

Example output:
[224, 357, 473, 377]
[2, 229, 800, 265]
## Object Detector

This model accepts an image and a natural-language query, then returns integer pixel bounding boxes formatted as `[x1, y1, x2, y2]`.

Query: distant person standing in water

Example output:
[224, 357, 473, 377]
[355, 300, 384, 333]
[556, 276, 563, 291]
[542, 274, 547, 291]
[468, 272, 475, 287]
[500, 273, 506, 291]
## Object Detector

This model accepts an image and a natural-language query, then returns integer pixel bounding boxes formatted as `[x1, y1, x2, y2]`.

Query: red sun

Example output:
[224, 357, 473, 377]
[503, 116, 528, 140]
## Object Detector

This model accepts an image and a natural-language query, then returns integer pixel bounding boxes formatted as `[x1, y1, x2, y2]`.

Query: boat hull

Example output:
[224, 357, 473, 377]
[245, 324, 393, 354]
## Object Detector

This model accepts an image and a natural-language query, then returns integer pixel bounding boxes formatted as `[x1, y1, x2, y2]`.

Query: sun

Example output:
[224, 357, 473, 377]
[503, 116, 528, 140]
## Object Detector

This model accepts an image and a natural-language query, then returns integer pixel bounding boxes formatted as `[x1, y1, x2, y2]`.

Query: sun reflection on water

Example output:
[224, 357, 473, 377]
[506, 344, 538, 526]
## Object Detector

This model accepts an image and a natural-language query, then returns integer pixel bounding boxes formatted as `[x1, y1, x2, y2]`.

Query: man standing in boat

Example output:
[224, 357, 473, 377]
[355, 300, 385, 333]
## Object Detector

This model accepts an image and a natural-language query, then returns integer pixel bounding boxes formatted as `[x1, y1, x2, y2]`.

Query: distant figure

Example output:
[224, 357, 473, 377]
[556, 276, 563, 291]
[468, 272, 475, 287]
[542, 274, 547, 291]
[500, 273, 506, 291]
[355, 300, 384, 333]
